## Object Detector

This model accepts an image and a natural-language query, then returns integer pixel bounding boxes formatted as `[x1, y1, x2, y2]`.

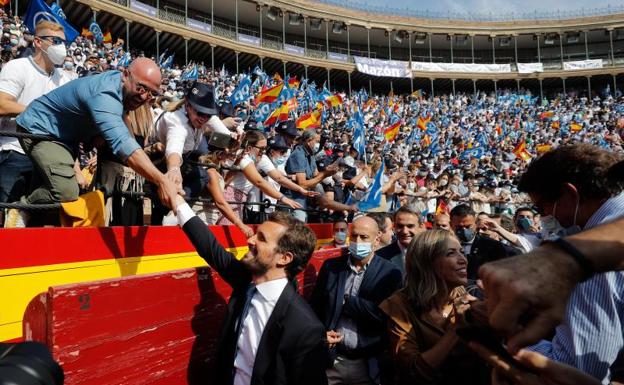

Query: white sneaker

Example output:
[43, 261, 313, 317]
[4, 208, 28, 228]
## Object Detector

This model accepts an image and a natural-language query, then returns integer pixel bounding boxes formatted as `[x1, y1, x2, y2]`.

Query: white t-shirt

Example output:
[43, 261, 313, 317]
[228, 154, 257, 194]
[0, 57, 76, 153]
[247, 154, 278, 212]
[154, 106, 205, 158]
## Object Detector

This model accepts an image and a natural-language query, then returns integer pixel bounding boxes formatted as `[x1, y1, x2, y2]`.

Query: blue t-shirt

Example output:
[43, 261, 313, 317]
[16, 71, 141, 161]
[284, 144, 316, 199]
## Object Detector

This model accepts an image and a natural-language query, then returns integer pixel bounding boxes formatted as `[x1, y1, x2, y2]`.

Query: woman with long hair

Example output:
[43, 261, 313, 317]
[221, 130, 301, 224]
[379, 230, 488, 385]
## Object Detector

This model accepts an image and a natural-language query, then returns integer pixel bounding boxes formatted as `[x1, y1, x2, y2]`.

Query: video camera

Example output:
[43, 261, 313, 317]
[0, 342, 64, 385]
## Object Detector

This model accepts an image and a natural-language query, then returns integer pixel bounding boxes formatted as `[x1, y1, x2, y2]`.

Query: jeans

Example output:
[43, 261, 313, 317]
[0, 150, 33, 203]
[290, 195, 308, 223]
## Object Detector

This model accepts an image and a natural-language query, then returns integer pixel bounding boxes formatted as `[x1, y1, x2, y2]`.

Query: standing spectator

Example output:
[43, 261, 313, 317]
[310, 215, 402, 385]
[0, 21, 76, 225]
[367, 212, 394, 250]
[377, 206, 425, 276]
[379, 230, 488, 385]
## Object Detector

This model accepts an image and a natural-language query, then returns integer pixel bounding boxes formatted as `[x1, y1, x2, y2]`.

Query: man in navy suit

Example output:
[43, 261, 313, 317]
[172, 195, 328, 385]
[375, 206, 425, 276]
[310, 215, 402, 384]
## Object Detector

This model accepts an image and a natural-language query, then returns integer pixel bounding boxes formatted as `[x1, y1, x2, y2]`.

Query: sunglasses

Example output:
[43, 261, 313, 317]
[252, 145, 267, 155]
[37, 35, 66, 45]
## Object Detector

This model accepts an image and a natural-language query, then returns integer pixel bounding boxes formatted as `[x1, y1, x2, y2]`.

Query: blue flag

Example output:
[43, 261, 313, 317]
[230, 76, 252, 107]
[24, 0, 79, 41]
[358, 161, 385, 212]
[89, 21, 104, 43]
[161, 54, 174, 69]
[181, 65, 198, 81]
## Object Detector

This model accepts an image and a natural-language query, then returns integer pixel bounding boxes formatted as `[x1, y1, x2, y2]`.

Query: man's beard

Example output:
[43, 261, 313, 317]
[241, 255, 270, 276]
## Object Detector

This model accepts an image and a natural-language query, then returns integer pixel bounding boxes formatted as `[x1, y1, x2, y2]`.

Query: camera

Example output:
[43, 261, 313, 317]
[0, 342, 64, 385]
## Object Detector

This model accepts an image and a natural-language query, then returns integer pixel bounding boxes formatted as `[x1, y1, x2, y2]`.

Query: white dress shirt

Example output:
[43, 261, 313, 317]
[233, 278, 289, 385]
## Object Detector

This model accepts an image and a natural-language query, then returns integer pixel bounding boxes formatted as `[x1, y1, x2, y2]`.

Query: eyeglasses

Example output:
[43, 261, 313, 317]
[37, 35, 66, 45]
[128, 72, 161, 99]
[252, 145, 267, 155]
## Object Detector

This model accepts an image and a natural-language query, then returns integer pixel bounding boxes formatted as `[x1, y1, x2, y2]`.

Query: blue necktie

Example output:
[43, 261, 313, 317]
[235, 284, 257, 340]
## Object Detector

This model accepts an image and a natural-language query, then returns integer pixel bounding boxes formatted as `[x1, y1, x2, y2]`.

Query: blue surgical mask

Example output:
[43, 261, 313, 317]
[516, 217, 532, 231]
[273, 156, 286, 166]
[334, 231, 347, 244]
[455, 227, 475, 243]
[348, 242, 372, 260]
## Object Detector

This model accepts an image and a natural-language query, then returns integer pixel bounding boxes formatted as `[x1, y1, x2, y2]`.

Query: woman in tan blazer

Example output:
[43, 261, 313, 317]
[379, 230, 489, 385]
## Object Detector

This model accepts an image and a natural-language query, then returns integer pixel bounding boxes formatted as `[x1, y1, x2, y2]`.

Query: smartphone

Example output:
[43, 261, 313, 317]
[208, 131, 232, 149]
[456, 325, 538, 374]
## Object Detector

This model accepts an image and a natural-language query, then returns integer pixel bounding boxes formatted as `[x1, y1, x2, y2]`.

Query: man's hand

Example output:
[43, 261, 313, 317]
[157, 176, 185, 211]
[165, 168, 183, 191]
[326, 330, 343, 349]
[221, 116, 242, 130]
[299, 188, 321, 198]
[478, 246, 583, 353]
[281, 196, 303, 210]
[468, 343, 601, 385]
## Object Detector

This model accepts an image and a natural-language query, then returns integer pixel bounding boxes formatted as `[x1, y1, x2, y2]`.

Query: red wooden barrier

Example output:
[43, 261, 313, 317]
[23, 248, 344, 385]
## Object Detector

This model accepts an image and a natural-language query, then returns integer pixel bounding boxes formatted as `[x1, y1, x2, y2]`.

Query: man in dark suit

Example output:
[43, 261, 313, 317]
[310, 215, 402, 384]
[172, 195, 328, 385]
[375, 206, 425, 276]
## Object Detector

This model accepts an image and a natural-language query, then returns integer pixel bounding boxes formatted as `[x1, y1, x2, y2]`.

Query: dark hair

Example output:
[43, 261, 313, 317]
[268, 211, 317, 280]
[514, 207, 535, 220]
[242, 130, 266, 148]
[518, 144, 624, 202]
[450, 204, 475, 218]
[367, 212, 390, 232]
[393, 206, 421, 223]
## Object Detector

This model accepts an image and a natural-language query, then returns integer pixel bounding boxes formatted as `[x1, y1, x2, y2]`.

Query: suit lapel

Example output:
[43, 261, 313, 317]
[329, 257, 349, 329]
[250, 282, 294, 382]
[358, 255, 381, 295]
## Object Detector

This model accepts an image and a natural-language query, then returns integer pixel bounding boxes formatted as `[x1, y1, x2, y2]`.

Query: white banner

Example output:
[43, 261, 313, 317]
[130, 0, 156, 17]
[186, 18, 211, 33]
[354, 56, 411, 78]
[563, 59, 603, 71]
[238, 34, 260, 46]
[284, 44, 304, 55]
[517, 62, 544, 73]
[411, 61, 512, 73]
[328, 52, 348, 62]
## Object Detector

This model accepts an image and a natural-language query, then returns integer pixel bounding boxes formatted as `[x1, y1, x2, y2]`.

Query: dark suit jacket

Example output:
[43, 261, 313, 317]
[376, 241, 404, 276]
[467, 235, 521, 280]
[183, 216, 328, 385]
[309, 250, 403, 359]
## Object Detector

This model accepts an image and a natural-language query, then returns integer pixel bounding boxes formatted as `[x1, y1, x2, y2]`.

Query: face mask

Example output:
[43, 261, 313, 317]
[407, 182, 416, 190]
[540, 198, 582, 240]
[334, 231, 347, 244]
[44, 43, 67, 65]
[455, 227, 475, 243]
[440, 180, 448, 186]
[9, 38, 17, 46]
[312, 142, 320, 153]
[63, 62, 73, 70]
[273, 156, 286, 166]
[348, 242, 372, 260]
[516, 217, 532, 231]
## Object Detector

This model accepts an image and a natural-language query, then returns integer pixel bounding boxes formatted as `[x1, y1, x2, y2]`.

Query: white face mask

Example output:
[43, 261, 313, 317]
[44, 43, 67, 65]
[540, 199, 582, 240]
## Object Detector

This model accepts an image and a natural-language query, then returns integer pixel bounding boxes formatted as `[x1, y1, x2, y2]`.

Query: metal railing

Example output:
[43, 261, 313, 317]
[316, 1, 624, 21]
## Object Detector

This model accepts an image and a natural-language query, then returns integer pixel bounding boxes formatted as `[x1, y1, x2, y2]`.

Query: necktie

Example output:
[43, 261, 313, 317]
[235, 283, 257, 340]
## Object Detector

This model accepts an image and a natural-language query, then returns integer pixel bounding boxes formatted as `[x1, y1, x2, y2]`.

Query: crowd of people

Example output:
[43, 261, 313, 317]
[2, 7, 624, 385]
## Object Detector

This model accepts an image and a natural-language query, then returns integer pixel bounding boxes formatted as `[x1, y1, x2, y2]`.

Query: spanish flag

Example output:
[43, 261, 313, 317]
[288, 77, 300, 89]
[325, 94, 343, 108]
[81, 28, 94, 38]
[264, 102, 289, 127]
[417, 115, 431, 131]
[411, 89, 423, 98]
[540, 111, 555, 120]
[256, 83, 284, 105]
[570, 122, 583, 132]
[495, 125, 503, 136]
[296, 110, 321, 129]
[102, 31, 112, 44]
[536, 144, 552, 154]
[551, 121, 560, 130]
[384, 121, 401, 142]
[513, 141, 532, 162]
[421, 134, 432, 147]
[435, 200, 449, 215]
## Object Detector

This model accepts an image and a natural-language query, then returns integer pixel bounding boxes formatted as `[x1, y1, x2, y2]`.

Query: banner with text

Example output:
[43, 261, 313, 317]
[517, 62, 544, 73]
[186, 18, 211, 34]
[411, 61, 512, 73]
[328, 52, 348, 62]
[238, 34, 260, 46]
[130, 0, 156, 17]
[563, 59, 603, 71]
[354, 56, 411, 78]
[284, 44, 305, 56]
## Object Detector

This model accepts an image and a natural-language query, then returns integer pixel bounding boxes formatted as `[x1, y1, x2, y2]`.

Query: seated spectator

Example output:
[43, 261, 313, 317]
[319, 219, 348, 249]
[379, 230, 489, 385]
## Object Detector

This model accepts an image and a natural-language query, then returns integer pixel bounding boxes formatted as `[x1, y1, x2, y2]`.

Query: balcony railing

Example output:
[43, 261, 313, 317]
[109, 0, 624, 71]
[316, 1, 624, 22]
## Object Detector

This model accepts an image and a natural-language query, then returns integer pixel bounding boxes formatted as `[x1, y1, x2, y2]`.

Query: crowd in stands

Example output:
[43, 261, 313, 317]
[2, 7, 624, 385]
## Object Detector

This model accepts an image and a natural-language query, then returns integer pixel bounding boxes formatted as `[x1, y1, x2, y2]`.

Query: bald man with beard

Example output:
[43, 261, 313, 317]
[15, 58, 181, 216]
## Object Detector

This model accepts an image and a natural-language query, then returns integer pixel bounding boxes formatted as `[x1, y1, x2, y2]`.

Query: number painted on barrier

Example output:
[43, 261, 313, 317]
[78, 294, 91, 310]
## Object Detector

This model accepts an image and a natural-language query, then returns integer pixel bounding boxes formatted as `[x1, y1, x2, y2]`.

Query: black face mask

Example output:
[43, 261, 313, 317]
[455, 227, 475, 243]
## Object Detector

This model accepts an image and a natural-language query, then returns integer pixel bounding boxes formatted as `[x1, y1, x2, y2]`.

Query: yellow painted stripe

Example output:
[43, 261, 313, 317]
[0, 238, 332, 342]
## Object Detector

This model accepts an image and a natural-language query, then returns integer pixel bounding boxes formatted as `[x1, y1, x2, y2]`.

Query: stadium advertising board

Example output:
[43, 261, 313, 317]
[284, 44, 305, 55]
[238, 33, 261, 46]
[354, 56, 411, 78]
[517, 63, 544, 73]
[186, 18, 211, 33]
[563, 59, 603, 70]
[129, 0, 156, 17]
[411, 61, 512, 73]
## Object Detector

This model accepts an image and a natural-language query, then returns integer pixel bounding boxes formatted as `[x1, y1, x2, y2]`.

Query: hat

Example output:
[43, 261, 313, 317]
[276, 120, 299, 137]
[244, 120, 261, 131]
[269, 135, 290, 151]
[186, 82, 218, 115]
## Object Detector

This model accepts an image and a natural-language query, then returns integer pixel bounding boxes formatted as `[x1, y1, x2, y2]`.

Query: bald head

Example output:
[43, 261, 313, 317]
[350, 216, 381, 261]
[122, 57, 161, 111]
